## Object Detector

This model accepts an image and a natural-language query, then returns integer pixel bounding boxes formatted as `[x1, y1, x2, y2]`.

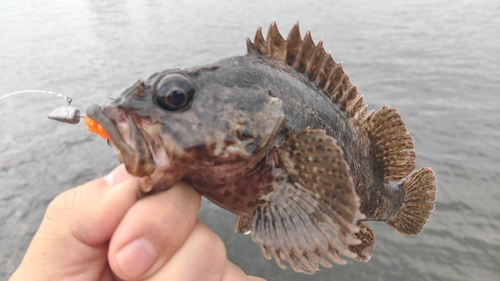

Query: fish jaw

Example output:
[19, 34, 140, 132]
[86, 104, 159, 178]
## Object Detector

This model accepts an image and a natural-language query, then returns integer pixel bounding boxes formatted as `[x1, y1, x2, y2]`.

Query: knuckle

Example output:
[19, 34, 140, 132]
[43, 187, 85, 237]
[194, 228, 227, 278]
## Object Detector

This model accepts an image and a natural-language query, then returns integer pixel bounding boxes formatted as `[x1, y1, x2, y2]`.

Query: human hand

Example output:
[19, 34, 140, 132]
[10, 164, 265, 281]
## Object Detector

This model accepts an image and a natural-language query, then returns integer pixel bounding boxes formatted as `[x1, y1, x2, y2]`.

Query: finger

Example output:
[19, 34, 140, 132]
[104, 163, 134, 186]
[223, 260, 267, 281]
[10, 164, 138, 281]
[109, 181, 201, 280]
[148, 219, 227, 281]
[150, 220, 266, 281]
[45, 165, 138, 246]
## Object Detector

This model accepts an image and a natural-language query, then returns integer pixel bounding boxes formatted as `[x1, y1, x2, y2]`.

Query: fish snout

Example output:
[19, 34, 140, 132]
[87, 104, 156, 177]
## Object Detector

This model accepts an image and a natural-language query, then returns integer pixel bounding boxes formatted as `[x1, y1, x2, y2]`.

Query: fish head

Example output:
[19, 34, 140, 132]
[87, 67, 284, 193]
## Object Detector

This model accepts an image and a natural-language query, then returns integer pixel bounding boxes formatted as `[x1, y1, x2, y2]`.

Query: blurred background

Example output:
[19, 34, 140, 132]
[0, 0, 499, 280]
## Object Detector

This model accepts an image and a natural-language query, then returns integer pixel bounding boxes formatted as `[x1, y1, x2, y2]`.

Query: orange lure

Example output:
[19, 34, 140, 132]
[84, 115, 109, 140]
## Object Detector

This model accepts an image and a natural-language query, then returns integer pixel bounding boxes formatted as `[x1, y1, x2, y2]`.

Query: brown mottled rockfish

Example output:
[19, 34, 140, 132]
[87, 22, 437, 274]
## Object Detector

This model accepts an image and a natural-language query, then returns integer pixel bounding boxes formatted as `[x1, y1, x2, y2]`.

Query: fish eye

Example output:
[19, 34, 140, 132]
[154, 74, 195, 111]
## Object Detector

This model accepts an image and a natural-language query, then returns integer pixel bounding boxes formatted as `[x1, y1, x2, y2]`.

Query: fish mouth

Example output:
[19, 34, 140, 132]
[87, 104, 156, 177]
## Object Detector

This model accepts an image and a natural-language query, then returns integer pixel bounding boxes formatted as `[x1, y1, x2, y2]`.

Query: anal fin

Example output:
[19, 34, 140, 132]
[387, 167, 437, 235]
[234, 215, 252, 235]
[250, 128, 365, 273]
[348, 222, 375, 262]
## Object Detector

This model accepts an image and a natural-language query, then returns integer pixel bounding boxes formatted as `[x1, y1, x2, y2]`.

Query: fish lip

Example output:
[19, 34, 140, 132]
[86, 104, 155, 177]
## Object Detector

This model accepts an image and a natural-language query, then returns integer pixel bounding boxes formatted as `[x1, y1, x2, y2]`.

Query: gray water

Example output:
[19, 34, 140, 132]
[1, 0, 499, 280]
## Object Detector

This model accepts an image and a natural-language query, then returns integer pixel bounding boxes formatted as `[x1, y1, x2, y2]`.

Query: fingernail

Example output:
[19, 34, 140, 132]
[104, 164, 131, 186]
[116, 237, 158, 277]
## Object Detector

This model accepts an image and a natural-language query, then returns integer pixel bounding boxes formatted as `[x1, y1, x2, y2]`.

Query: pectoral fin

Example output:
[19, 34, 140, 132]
[250, 128, 365, 273]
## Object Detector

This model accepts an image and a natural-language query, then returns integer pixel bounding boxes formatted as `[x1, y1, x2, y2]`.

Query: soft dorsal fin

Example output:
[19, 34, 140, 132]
[247, 21, 416, 182]
[357, 106, 416, 182]
[247, 21, 366, 119]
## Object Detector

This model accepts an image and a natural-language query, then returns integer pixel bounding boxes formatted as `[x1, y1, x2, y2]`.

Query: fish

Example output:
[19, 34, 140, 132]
[86, 21, 437, 274]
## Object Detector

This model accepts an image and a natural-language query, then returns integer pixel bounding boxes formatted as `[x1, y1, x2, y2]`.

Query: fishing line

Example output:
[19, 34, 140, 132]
[0, 89, 72, 105]
[0, 90, 82, 124]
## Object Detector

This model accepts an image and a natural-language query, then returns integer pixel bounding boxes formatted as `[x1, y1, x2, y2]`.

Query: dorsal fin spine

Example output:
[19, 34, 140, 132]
[294, 30, 315, 73]
[339, 84, 358, 112]
[285, 22, 302, 65]
[266, 21, 286, 60]
[326, 66, 346, 102]
[306, 40, 326, 82]
[323, 62, 342, 100]
[347, 88, 367, 118]
[354, 104, 368, 120]
[333, 71, 349, 103]
[246, 37, 254, 54]
[316, 53, 335, 89]
[347, 93, 365, 118]
[254, 26, 267, 55]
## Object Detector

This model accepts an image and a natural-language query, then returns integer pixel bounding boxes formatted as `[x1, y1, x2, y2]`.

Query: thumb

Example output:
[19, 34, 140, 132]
[10, 164, 138, 281]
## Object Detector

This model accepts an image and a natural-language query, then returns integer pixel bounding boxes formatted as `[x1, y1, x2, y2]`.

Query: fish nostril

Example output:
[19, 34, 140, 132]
[237, 128, 254, 141]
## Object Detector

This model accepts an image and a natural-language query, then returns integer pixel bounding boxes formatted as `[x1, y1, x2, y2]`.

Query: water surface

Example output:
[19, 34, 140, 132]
[1, 0, 499, 280]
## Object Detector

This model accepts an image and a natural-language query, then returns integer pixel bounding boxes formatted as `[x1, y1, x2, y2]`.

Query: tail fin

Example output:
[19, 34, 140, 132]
[386, 167, 437, 236]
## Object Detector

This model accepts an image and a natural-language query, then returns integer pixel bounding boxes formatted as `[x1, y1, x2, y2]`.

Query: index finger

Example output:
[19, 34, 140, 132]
[108, 181, 202, 280]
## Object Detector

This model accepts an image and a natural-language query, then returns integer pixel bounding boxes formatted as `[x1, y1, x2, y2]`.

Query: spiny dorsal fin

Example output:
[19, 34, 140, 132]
[246, 21, 367, 120]
[247, 21, 416, 183]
